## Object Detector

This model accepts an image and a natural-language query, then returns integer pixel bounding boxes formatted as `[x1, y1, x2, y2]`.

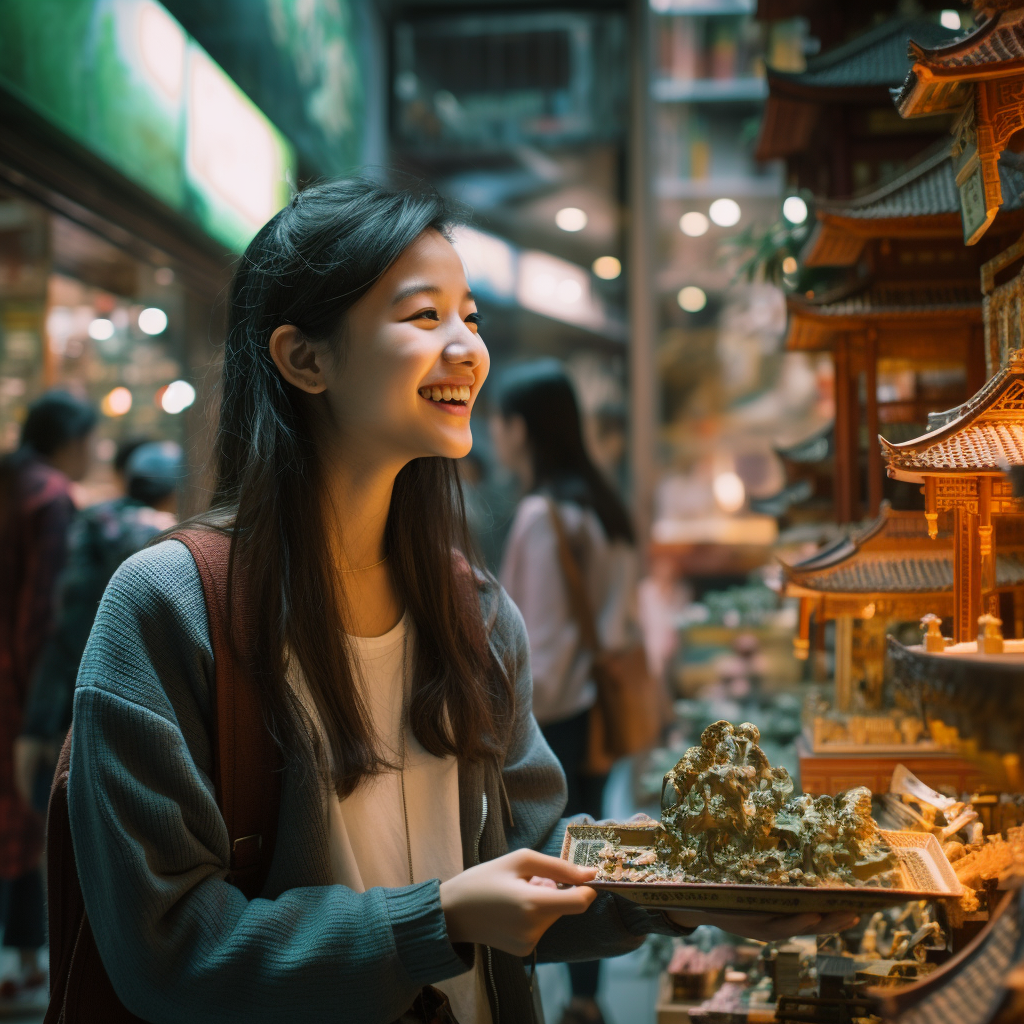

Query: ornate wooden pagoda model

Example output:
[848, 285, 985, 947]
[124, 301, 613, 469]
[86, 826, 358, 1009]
[784, 501, 1024, 701]
[881, 347, 1024, 642]
[894, 1, 1024, 245]
[786, 144, 1024, 523]
[880, 2, 1024, 645]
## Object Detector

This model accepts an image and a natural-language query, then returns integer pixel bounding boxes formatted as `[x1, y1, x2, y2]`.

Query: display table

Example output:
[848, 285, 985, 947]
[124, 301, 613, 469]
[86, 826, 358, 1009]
[796, 737, 987, 795]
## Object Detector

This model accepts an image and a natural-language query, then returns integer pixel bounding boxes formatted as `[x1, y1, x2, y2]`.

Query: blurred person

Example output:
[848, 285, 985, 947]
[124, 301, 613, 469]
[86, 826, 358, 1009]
[491, 360, 637, 1024]
[14, 440, 184, 804]
[0, 389, 96, 1004]
[637, 552, 689, 687]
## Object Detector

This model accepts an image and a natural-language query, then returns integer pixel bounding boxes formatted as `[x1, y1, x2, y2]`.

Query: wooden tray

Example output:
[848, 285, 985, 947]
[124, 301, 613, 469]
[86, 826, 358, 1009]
[560, 822, 963, 914]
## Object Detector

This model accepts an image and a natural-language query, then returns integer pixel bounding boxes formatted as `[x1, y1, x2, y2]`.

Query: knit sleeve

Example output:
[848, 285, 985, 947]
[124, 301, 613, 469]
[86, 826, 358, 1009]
[68, 541, 468, 1024]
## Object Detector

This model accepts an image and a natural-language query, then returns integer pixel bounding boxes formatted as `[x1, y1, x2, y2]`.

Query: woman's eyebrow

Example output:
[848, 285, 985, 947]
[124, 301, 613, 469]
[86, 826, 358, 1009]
[391, 284, 476, 306]
[391, 283, 442, 305]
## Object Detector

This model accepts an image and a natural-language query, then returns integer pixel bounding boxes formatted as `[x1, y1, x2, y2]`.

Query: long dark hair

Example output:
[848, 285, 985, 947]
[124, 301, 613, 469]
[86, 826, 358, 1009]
[211, 178, 513, 797]
[497, 359, 635, 544]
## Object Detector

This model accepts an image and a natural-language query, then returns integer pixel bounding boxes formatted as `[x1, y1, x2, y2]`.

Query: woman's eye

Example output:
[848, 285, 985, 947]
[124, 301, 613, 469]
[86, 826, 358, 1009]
[466, 312, 483, 328]
[404, 308, 439, 322]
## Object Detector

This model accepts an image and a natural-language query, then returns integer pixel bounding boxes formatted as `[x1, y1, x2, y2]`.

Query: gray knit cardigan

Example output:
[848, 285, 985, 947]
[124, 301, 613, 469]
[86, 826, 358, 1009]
[68, 540, 677, 1024]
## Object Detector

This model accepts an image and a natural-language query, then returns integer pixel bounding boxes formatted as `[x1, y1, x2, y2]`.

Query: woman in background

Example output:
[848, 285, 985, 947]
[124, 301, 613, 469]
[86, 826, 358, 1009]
[491, 360, 636, 1024]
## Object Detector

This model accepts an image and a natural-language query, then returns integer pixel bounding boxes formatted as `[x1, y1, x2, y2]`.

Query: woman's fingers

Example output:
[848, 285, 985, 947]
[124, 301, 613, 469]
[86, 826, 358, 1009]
[524, 880, 598, 915]
[513, 849, 597, 886]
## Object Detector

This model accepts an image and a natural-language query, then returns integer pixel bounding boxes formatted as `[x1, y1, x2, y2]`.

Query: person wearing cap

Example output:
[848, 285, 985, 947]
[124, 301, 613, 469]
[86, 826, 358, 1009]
[14, 441, 184, 830]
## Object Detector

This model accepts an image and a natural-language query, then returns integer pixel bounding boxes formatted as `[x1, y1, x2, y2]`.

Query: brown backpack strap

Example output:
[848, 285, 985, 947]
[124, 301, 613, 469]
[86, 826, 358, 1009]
[170, 527, 282, 899]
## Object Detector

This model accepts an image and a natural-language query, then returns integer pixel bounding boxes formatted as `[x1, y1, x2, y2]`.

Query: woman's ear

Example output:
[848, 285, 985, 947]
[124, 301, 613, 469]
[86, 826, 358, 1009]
[269, 325, 327, 394]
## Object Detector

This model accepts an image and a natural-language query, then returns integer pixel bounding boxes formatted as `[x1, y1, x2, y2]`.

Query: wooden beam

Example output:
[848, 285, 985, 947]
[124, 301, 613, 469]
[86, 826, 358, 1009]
[865, 329, 882, 518]
[953, 505, 982, 643]
[834, 615, 854, 711]
[833, 339, 852, 523]
[627, 0, 656, 568]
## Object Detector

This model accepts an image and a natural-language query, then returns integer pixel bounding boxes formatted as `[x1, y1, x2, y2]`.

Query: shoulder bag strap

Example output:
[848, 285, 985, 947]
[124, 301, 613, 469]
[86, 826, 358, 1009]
[170, 527, 282, 899]
[545, 499, 601, 654]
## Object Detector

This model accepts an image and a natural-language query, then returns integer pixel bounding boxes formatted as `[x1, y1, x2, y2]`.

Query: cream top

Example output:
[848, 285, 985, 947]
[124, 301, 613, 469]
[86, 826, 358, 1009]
[289, 615, 491, 1023]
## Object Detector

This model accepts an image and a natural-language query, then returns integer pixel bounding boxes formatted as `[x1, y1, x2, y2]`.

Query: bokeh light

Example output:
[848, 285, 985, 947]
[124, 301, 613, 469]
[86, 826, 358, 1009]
[101, 386, 133, 417]
[554, 206, 588, 232]
[88, 318, 115, 341]
[713, 471, 746, 513]
[677, 285, 707, 312]
[592, 255, 621, 279]
[160, 379, 196, 414]
[679, 211, 710, 237]
[782, 256, 799, 275]
[940, 9, 961, 29]
[138, 307, 168, 335]
[782, 196, 808, 225]
[708, 198, 741, 227]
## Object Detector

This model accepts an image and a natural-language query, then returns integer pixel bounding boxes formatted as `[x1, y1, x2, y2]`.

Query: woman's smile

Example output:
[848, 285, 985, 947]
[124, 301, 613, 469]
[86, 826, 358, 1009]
[418, 378, 475, 417]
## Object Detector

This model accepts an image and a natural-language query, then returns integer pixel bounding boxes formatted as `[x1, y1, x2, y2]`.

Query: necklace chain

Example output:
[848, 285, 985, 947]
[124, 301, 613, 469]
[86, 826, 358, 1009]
[338, 553, 389, 573]
[399, 629, 414, 887]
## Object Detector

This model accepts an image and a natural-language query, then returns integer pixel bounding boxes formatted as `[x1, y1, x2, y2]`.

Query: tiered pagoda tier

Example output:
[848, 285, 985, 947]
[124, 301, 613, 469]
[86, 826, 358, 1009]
[785, 143, 1024, 522]
[881, 351, 1024, 642]
[784, 504, 1024, 707]
[756, 17, 960, 196]
[750, 423, 833, 520]
[894, 2, 1024, 243]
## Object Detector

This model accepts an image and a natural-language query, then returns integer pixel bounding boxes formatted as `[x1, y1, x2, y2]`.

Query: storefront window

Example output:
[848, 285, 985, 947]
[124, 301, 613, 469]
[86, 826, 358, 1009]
[0, 184, 189, 505]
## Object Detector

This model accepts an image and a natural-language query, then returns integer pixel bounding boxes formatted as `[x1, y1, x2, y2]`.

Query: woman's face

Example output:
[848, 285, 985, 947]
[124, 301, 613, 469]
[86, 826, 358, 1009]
[276, 228, 489, 470]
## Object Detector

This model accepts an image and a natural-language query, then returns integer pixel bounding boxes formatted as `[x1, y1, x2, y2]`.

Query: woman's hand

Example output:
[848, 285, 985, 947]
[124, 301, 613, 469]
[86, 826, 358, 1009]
[440, 850, 598, 957]
[665, 909, 859, 942]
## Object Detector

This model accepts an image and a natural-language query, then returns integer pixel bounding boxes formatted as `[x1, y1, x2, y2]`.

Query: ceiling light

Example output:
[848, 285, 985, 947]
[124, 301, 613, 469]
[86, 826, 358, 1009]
[138, 307, 168, 335]
[708, 198, 741, 227]
[782, 256, 799, 275]
[677, 286, 707, 313]
[555, 207, 588, 232]
[101, 386, 132, 417]
[592, 256, 621, 280]
[88, 318, 115, 341]
[679, 211, 710, 237]
[940, 9, 961, 29]
[782, 196, 808, 225]
[161, 379, 196, 414]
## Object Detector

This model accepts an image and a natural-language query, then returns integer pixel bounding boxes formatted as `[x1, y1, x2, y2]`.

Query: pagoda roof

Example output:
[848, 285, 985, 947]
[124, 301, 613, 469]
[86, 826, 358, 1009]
[895, 8, 1024, 117]
[786, 279, 980, 350]
[775, 422, 834, 463]
[769, 18, 961, 95]
[881, 354, 1024, 476]
[804, 146, 1024, 265]
[757, 18, 959, 161]
[783, 504, 1024, 593]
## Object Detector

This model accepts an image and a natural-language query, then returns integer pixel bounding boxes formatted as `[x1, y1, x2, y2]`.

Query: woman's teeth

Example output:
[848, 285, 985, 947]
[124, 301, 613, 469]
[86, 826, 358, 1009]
[420, 385, 471, 403]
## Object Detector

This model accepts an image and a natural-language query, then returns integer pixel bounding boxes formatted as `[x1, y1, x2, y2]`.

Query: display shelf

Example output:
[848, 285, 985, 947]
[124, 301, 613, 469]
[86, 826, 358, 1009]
[651, 0, 755, 13]
[652, 77, 767, 102]
[655, 173, 784, 199]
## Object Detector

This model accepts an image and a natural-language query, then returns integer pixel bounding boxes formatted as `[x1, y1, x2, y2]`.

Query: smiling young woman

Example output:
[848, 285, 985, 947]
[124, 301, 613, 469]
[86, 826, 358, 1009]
[65, 180, 855, 1024]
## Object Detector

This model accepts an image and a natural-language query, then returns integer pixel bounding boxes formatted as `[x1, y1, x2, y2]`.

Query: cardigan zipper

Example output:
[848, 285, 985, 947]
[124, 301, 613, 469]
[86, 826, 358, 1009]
[475, 793, 500, 1024]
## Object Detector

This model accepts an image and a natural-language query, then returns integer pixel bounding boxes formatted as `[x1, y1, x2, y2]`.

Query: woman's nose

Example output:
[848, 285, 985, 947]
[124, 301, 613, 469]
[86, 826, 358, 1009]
[442, 334, 486, 367]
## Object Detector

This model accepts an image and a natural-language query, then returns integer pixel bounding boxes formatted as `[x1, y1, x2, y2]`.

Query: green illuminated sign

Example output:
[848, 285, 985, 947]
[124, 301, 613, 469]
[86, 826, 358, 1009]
[0, 0, 295, 252]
